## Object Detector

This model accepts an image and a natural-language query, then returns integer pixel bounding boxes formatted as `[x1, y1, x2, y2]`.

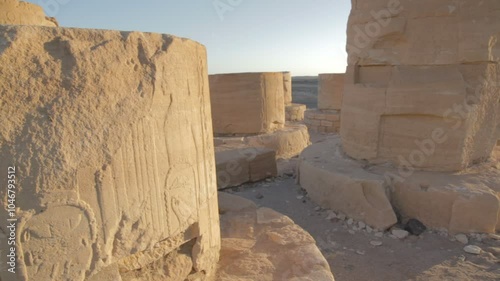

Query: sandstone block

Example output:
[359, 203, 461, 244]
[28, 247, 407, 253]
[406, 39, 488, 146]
[215, 124, 310, 159]
[210, 72, 285, 135]
[343, 0, 500, 171]
[304, 109, 341, 134]
[0, 25, 220, 281]
[216, 193, 335, 281]
[341, 64, 500, 171]
[285, 103, 306, 122]
[318, 73, 344, 110]
[215, 147, 277, 189]
[0, 0, 58, 26]
[283, 71, 292, 105]
[299, 137, 500, 233]
[347, 0, 500, 65]
[298, 137, 398, 230]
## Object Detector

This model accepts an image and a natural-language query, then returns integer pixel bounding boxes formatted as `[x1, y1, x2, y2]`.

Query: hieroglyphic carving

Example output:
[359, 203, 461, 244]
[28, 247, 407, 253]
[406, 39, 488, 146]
[0, 25, 220, 281]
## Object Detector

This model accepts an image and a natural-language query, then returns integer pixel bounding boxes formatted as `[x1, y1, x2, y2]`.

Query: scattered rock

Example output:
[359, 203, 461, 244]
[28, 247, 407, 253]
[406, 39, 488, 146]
[358, 222, 366, 229]
[391, 229, 409, 239]
[366, 226, 373, 233]
[337, 213, 347, 221]
[348, 230, 355, 235]
[404, 219, 426, 236]
[455, 234, 468, 245]
[487, 234, 500, 241]
[325, 211, 337, 220]
[374, 232, 384, 238]
[370, 241, 383, 247]
[296, 195, 304, 200]
[255, 193, 264, 199]
[347, 218, 353, 225]
[486, 247, 500, 258]
[356, 250, 365, 255]
[314, 206, 322, 212]
[458, 255, 466, 262]
[463, 245, 482, 255]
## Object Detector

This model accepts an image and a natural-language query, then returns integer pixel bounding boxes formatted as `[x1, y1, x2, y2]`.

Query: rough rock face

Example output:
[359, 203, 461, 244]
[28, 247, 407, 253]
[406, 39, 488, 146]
[210, 72, 285, 135]
[342, 0, 500, 171]
[283, 71, 293, 105]
[285, 103, 306, 121]
[318, 74, 344, 110]
[0, 25, 220, 281]
[216, 192, 335, 281]
[0, 0, 58, 26]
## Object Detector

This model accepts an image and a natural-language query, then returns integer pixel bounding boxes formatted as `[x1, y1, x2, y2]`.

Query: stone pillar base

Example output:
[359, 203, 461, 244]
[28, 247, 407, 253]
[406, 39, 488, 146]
[298, 136, 500, 234]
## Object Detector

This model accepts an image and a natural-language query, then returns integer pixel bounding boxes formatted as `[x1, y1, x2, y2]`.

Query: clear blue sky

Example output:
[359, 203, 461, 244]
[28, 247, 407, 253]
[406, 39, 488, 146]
[27, 0, 350, 76]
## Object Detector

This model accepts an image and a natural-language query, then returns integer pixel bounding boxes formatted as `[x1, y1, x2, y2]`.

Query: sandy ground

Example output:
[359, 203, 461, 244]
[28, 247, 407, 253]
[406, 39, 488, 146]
[220, 132, 500, 281]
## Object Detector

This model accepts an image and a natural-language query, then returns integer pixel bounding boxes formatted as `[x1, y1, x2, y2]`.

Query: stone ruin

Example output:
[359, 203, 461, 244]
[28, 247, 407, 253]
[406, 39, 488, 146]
[299, 0, 500, 234]
[210, 72, 310, 188]
[0, 2, 333, 281]
[283, 71, 307, 122]
[0, 10, 221, 281]
[0, 0, 58, 26]
[304, 73, 344, 133]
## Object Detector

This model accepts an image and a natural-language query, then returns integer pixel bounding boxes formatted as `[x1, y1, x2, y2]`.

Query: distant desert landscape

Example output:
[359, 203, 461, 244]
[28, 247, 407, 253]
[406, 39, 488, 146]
[291, 76, 319, 109]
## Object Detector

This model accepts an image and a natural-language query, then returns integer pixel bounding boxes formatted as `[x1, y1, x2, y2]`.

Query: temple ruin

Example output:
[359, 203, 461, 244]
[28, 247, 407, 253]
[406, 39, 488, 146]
[299, 0, 500, 233]
[210, 72, 310, 188]
[304, 73, 344, 133]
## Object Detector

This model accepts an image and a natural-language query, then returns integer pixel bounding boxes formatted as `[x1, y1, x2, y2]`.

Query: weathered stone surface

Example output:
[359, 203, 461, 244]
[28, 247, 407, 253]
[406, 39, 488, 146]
[210, 72, 285, 135]
[215, 124, 310, 159]
[342, 0, 500, 172]
[216, 192, 335, 281]
[347, 0, 500, 65]
[318, 73, 344, 110]
[215, 147, 277, 189]
[286, 103, 306, 122]
[299, 136, 500, 234]
[283, 71, 293, 105]
[298, 136, 398, 230]
[0, 0, 58, 26]
[304, 109, 341, 133]
[0, 25, 220, 281]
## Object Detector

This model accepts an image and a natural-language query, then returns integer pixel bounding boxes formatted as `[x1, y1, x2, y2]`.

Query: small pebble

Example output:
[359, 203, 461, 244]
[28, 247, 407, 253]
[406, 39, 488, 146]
[463, 245, 482, 255]
[391, 229, 409, 239]
[358, 222, 366, 229]
[455, 234, 468, 245]
[347, 218, 353, 225]
[375, 232, 384, 238]
[356, 250, 366, 255]
[255, 193, 264, 199]
[370, 241, 383, 246]
[348, 230, 355, 235]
